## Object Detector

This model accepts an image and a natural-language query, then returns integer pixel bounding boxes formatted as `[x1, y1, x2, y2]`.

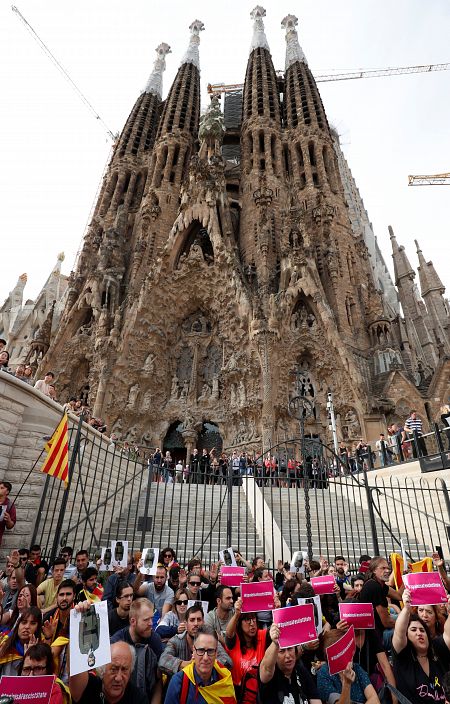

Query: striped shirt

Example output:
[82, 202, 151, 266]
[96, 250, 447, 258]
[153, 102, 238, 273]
[405, 417, 423, 435]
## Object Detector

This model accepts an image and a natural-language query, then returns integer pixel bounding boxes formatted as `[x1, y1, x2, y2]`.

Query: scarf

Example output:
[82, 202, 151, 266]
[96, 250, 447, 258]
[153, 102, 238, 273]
[0, 634, 25, 665]
[182, 660, 237, 704]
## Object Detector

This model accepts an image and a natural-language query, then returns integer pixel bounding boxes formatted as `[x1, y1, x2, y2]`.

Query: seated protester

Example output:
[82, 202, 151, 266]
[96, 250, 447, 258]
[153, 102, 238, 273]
[102, 554, 136, 609]
[184, 565, 219, 609]
[25, 544, 49, 586]
[168, 565, 182, 593]
[392, 588, 450, 704]
[224, 597, 267, 694]
[344, 574, 365, 600]
[134, 564, 174, 617]
[76, 567, 104, 603]
[2, 583, 38, 630]
[252, 568, 277, 629]
[1, 567, 25, 622]
[160, 547, 179, 571]
[56, 547, 77, 580]
[159, 604, 231, 677]
[37, 558, 66, 613]
[164, 624, 237, 704]
[0, 553, 19, 589]
[110, 597, 164, 659]
[156, 588, 189, 640]
[359, 556, 403, 650]
[74, 550, 93, 584]
[19, 642, 70, 704]
[336, 616, 396, 695]
[70, 640, 147, 704]
[42, 579, 75, 642]
[317, 630, 380, 704]
[0, 606, 42, 675]
[416, 604, 446, 639]
[205, 585, 235, 642]
[258, 622, 322, 704]
[108, 581, 134, 636]
[279, 578, 301, 607]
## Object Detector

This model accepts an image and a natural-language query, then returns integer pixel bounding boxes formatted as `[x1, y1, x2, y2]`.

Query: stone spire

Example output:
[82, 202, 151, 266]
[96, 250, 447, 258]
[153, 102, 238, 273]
[180, 20, 205, 70]
[144, 43, 171, 98]
[389, 225, 414, 284]
[415, 239, 445, 296]
[249, 6, 270, 53]
[282, 14, 308, 68]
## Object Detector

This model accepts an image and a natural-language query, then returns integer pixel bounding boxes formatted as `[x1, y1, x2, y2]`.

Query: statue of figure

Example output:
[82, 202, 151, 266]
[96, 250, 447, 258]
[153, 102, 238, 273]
[344, 409, 360, 438]
[141, 431, 153, 447]
[199, 383, 211, 401]
[230, 384, 237, 406]
[126, 384, 139, 409]
[212, 374, 219, 399]
[238, 380, 246, 406]
[180, 380, 189, 398]
[170, 375, 179, 399]
[224, 351, 237, 371]
[143, 353, 155, 373]
[111, 418, 122, 439]
[181, 411, 195, 432]
[125, 426, 138, 443]
[140, 390, 152, 412]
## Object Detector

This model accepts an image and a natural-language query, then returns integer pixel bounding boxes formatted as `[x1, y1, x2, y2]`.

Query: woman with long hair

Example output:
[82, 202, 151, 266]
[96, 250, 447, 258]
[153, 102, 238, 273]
[19, 642, 70, 704]
[2, 584, 38, 631]
[416, 604, 446, 639]
[0, 606, 42, 675]
[155, 588, 189, 640]
[392, 588, 450, 704]
[225, 597, 267, 697]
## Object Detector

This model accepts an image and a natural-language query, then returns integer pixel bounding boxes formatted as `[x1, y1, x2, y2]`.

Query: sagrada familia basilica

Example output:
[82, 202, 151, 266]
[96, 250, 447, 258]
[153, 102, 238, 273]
[2, 8, 449, 456]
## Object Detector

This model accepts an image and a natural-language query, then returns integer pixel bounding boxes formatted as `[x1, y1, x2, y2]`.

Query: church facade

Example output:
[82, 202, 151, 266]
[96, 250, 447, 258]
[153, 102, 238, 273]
[31, 9, 449, 456]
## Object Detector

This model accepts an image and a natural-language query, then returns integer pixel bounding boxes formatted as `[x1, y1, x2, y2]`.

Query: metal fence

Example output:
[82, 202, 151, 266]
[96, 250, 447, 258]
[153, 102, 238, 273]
[31, 421, 450, 568]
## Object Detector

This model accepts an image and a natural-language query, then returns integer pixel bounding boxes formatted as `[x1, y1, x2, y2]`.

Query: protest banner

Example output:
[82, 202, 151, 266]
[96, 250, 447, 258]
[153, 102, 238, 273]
[140, 548, 160, 576]
[311, 575, 336, 595]
[219, 547, 237, 567]
[0, 675, 55, 704]
[402, 572, 447, 605]
[326, 625, 356, 676]
[339, 602, 375, 629]
[241, 582, 275, 612]
[273, 604, 317, 648]
[219, 566, 245, 587]
[297, 595, 323, 634]
[70, 601, 111, 676]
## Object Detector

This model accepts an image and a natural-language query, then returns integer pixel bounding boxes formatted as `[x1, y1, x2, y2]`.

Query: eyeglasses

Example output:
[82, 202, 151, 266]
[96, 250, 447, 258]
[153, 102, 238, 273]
[22, 665, 47, 675]
[194, 646, 217, 657]
[175, 599, 188, 605]
[189, 582, 201, 587]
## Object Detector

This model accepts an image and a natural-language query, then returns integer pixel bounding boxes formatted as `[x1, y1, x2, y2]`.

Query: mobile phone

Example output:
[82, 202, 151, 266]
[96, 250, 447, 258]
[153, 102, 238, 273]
[435, 545, 444, 560]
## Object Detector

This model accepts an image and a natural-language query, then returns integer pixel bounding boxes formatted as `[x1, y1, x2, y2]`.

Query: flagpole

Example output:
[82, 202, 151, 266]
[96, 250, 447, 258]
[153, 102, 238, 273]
[49, 415, 84, 563]
[9, 447, 46, 510]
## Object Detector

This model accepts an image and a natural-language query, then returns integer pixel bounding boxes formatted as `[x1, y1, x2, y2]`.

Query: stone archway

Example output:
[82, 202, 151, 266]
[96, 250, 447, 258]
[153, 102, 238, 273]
[163, 420, 186, 463]
[197, 421, 223, 454]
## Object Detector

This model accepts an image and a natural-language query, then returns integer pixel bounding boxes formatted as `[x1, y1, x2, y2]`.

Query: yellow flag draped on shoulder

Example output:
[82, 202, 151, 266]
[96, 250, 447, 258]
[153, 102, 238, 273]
[41, 414, 69, 486]
[182, 661, 237, 704]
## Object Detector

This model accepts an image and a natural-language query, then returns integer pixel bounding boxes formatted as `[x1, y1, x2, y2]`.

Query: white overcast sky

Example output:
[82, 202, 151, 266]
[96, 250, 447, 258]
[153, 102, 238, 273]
[1, 0, 449, 304]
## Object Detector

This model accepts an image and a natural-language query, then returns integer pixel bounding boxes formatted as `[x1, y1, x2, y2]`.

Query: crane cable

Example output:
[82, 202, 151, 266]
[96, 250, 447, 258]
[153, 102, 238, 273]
[12, 5, 116, 142]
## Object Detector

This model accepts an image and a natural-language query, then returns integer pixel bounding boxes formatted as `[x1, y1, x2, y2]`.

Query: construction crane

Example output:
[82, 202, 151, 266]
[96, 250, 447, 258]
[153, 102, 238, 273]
[12, 5, 116, 142]
[207, 62, 450, 95]
[408, 173, 450, 186]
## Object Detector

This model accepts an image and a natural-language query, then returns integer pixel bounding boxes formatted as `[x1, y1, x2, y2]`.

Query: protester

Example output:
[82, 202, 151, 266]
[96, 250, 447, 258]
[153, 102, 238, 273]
[155, 587, 189, 640]
[19, 642, 70, 704]
[108, 581, 134, 636]
[0, 605, 42, 675]
[225, 597, 267, 692]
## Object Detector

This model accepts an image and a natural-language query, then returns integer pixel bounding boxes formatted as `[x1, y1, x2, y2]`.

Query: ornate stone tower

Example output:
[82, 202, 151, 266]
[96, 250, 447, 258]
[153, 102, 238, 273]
[39, 9, 449, 454]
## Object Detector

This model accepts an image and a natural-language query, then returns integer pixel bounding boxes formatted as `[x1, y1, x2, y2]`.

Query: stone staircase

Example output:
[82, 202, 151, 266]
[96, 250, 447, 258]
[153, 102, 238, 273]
[101, 482, 265, 566]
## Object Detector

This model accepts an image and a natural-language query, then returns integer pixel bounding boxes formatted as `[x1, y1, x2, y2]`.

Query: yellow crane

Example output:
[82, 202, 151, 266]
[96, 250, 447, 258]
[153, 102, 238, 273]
[207, 62, 450, 95]
[408, 173, 450, 186]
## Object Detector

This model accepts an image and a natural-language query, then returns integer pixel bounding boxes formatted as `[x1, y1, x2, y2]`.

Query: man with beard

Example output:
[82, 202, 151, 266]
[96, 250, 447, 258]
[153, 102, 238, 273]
[159, 604, 232, 677]
[205, 585, 235, 642]
[108, 582, 134, 636]
[109, 598, 163, 701]
[134, 564, 174, 617]
[334, 556, 351, 599]
[359, 556, 404, 650]
[41, 579, 75, 682]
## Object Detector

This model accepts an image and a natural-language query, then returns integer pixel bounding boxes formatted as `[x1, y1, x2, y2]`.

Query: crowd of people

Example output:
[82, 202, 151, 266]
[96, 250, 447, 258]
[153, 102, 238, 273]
[1, 540, 450, 704]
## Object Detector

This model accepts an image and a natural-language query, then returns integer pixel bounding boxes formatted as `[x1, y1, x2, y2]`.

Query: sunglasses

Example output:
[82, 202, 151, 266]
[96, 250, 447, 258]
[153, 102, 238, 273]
[175, 599, 188, 605]
[163, 554, 173, 558]
[189, 581, 201, 587]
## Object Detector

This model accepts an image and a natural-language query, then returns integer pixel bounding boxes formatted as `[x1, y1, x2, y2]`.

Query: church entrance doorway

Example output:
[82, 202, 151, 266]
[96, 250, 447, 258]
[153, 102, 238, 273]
[163, 420, 186, 463]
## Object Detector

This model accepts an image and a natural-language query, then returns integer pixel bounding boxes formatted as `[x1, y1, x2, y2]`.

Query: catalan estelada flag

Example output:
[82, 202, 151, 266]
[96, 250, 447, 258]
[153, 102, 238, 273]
[41, 414, 69, 486]
[409, 557, 433, 572]
[390, 552, 404, 589]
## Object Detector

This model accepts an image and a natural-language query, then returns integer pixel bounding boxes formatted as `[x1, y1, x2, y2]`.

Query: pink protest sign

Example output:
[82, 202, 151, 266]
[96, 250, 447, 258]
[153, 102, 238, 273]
[0, 675, 55, 704]
[241, 581, 275, 612]
[339, 602, 375, 629]
[220, 566, 246, 587]
[403, 572, 448, 605]
[311, 575, 336, 595]
[273, 603, 317, 648]
[326, 625, 356, 676]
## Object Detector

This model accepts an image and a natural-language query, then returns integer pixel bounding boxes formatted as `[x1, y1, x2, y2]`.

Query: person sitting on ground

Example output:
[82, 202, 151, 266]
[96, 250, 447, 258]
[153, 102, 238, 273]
[19, 642, 70, 704]
[164, 624, 236, 704]
[159, 604, 231, 678]
[155, 587, 189, 640]
[108, 581, 134, 636]
[2, 583, 38, 630]
[41, 579, 75, 644]
[134, 564, 174, 617]
[76, 566, 103, 603]
[102, 553, 135, 609]
[0, 605, 42, 676]
[70, 640, 147, 704]
[317, 629, 380, 704]
[110, 597, 164, 659]
[2, 564, 25, 620]
[416, 604, 446, 639]
[205, 585, 235, 642]
[25, 544, 49, 586]
[37, 558, 66, 613]
[224, 597, 268, 694]
[392, 588, 450, 704]
[259, 622, 322, 704]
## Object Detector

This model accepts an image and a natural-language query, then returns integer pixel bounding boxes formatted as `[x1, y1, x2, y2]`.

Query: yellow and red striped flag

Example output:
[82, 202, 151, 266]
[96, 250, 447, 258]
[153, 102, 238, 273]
[41, 414, 69, 486]
[408, 557, 433, 572]
[390, 553, 404, 589]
